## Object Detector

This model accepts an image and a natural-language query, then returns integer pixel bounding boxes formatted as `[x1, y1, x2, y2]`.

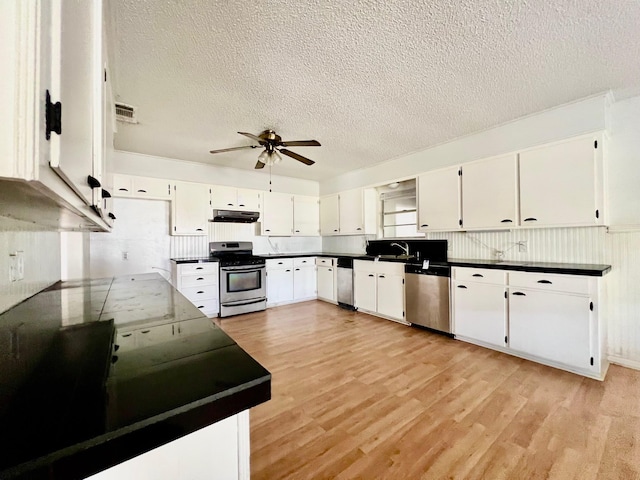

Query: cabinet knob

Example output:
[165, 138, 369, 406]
[523, 218, 538, 222]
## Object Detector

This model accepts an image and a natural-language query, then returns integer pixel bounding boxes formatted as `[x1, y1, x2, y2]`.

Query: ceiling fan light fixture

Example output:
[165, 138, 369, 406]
[258, 149, 283, 166]
[257, 150, 269, 164]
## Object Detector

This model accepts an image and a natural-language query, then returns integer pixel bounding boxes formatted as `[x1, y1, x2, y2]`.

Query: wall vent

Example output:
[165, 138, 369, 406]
[115, 103, 138, 124]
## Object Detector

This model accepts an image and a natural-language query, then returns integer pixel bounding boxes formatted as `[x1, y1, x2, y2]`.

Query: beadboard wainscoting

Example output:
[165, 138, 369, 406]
[208, 223, 322, 255]
[0, 226, 61, 314]
[322, 235, 374, 254]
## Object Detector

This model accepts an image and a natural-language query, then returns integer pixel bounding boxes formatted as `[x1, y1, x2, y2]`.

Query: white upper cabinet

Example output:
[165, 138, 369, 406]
[418, 166, 461, 232]
[171, 181, 210, 235]
[211, 186, 261, 211]
[293, 195, 320, 236]
[462, 154, 518, 229]
[112, 174, 172, 200]
[48, 0, 104, 207]
[338, 189, 364, 234]
[262, 192, 294, 236]
[320, 195, 340, 235]
[519, 134, 604, 227]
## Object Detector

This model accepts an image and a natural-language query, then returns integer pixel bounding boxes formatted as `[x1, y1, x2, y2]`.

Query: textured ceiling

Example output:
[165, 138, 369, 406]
[111, 0, 640, 181]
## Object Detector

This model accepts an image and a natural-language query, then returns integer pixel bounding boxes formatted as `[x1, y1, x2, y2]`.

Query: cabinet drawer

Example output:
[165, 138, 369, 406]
[180, 285, 218, 301]
[453, 267, 506, 284]
[181, 274, 218, 288]
[375, 261, 405, 276]
[316, 257, 335, 267]
[266, 258, 294, 269]
[508, 272, 590, 294]
[190, 299, 219, 315]
[293, 257, 315, 267]
[178, 262, 218, 275]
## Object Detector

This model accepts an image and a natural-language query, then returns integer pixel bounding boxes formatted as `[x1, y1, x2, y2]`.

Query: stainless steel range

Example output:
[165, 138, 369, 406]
[210, 242, 266, 317]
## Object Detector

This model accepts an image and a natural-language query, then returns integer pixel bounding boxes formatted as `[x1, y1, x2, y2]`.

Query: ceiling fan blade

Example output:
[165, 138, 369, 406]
[279, 148, 315, 166]
[279, 140, 321, 147]
[254, 160, 265, 169]
[238, 132, 264, 144]
[209, 145, 257, 154]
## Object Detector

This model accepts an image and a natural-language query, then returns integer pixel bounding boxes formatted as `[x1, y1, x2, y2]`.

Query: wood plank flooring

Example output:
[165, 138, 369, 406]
[218, 300, 640, 479]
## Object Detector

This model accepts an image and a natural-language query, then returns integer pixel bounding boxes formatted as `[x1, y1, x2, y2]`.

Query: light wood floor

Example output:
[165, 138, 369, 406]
[218, 300, 640, 480]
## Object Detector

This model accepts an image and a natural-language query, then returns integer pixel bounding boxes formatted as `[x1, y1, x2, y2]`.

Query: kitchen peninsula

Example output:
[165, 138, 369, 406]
[0, 274, 270, 480]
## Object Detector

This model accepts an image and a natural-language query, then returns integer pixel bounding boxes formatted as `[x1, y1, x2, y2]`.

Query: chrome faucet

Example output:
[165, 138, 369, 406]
[390, 241, 410, 256]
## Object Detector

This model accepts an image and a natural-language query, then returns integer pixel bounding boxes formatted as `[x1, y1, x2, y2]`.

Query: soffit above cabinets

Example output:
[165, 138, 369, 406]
[111, 0, 640, 181]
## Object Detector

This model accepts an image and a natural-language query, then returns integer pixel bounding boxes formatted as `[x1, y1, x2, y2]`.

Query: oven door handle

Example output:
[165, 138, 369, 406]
[221, 266, 265, 273]
[222, 298, 266, 307]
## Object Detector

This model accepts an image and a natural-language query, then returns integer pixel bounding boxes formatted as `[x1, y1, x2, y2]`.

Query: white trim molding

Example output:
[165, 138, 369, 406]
[608, 355, 640, 371]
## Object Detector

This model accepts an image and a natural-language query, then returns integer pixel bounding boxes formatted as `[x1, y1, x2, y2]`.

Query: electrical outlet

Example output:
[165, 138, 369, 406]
[122, 252, 128, 260]
[518, 241, 527, 253]
[9, 251, 24, 282]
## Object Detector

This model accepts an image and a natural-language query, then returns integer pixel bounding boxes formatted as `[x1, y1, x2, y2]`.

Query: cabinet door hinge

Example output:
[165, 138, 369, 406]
[104, 69, 107, 82]
[45, 90, 62, 140]
[458, 169, 462, 176]
[594, 140, 598, 149]
[87, 175, 101, 189]
[402, 311, 405, 317]
[595, 209, 599, 219]
[459, 219, 462, 226]
[504, 336, 508, 343]
[590, 357, 594, 366]
[590, 301, 594, 311]
[173, 226, 176, 231]
[504, 291, 507, 299]
[402, 278, 405, 284]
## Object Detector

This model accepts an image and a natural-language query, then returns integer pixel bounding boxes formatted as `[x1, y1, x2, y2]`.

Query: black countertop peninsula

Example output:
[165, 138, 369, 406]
[0, 273, 270, 480]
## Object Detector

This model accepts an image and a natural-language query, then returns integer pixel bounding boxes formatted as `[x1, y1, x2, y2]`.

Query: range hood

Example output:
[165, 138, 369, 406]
[210, 209, 260, 223]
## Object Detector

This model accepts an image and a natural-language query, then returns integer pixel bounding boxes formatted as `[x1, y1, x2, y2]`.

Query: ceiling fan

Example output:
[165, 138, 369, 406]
[209, 130, 321, 169]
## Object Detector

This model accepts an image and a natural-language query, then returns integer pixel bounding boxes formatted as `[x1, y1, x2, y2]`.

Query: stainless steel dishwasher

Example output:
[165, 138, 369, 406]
[337, 257, 357, 311]
[405, 263, 451, 334]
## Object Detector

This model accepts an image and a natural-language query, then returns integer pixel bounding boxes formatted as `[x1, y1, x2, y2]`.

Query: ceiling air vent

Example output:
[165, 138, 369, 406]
[115, 103, 138, 124]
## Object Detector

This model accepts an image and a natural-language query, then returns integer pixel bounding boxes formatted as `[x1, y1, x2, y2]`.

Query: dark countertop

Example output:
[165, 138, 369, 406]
[170, 257, 219, 264]
[0, 273, 270, 480]
[446, 258, 611, 276]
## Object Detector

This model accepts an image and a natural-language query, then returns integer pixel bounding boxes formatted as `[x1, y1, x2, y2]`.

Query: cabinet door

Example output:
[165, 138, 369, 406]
[172, 182, 209, 235]
[262, 192, 293, 235]
[293, 195, 320, 236]
[519, 136, 599, 227]
[320, 195, 340, 235]
[418, 167, 461, 231]
[354, 269, 377, 312]
[338, 189, 365, 234]
[294, 266, 317, 300]
[266, 268, 294, 305]
[462, 154, 518, 229]
[376, 274, 405, 320]
[236, 188, 261, 211]
[49, 0, 103, 206]
[317, 266, 335, 301]
[453, 282, 506, 347]
[133, 176, 172, 199]
[211, 185, 237, 209]
[509, 289, 592, 369]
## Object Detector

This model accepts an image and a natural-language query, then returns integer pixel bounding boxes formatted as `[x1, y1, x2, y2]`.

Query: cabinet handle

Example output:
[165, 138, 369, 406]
[141, 330, 150, 334]
[111, 355, 119, 364]
[239, 204, 245, 207]
[295, 268, 300, 271]
[121, 333, 132, 338]
[328, 268, 332, 272]
[87, 175, 101, 188]
[379, 275, 385, 278]
[512, 292, 526, 296]
[227, 203, 234, 206]
[357, 227, 362, 231]
[108, 212, 116, 220]
[286, 269, 291, 272]
[137, 189, 147, 193]
[197, 277, 204, 280]
[524, 218, 537, 222]
[197, 291, 204, 294]
[196, 267, 204, 270]
[333, 229, 338, 232]
[421, 224, 429, 227]
[197, 305, 205, 309]
[295, 230, 300, 233]
[500, 219, 513, 223]
[472, 274, 483, 277]
[196, 228, 204, 231]
[278, 262, 283, 265]
[118, 188, 129, 191]
[302, 260, 307, 263]
[265, 229, 271, 232]
[537, 280, 552, 284]
[368, 274, 375, 277]
[457, 285, 467, 289]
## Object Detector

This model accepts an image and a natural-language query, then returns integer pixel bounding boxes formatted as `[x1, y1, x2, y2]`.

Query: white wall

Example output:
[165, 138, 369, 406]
[61, 232, 90, 280]
[319, 93, 610, 194]
[112, 150, 319, 196]
[0, 221, 61, 314]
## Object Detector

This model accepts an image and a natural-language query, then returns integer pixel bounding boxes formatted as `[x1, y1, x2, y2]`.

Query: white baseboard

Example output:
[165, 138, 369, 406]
[608, 355, 640, 371]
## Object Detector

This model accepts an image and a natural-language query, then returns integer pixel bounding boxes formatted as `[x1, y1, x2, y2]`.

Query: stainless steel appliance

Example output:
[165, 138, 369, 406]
[210, 242, 266, 317]
[405, 263, 451, 334]
[336, 257, 357, 311]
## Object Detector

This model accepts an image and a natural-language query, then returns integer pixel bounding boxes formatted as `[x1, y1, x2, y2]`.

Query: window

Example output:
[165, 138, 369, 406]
[379, 180, 420, 238]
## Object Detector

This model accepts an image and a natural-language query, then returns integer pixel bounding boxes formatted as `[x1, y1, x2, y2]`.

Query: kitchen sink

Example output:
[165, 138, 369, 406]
[373, 254, 417, 262]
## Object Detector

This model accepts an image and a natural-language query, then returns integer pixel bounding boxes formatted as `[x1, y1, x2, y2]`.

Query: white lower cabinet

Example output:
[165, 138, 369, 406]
[453, 282, 507, 348]
[171, 262, 219, 317]
[452, 267, 606, 379]
[266, 257, 316, 307]
[316, 258, 337, 302]
[354, 261, 406, 323]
